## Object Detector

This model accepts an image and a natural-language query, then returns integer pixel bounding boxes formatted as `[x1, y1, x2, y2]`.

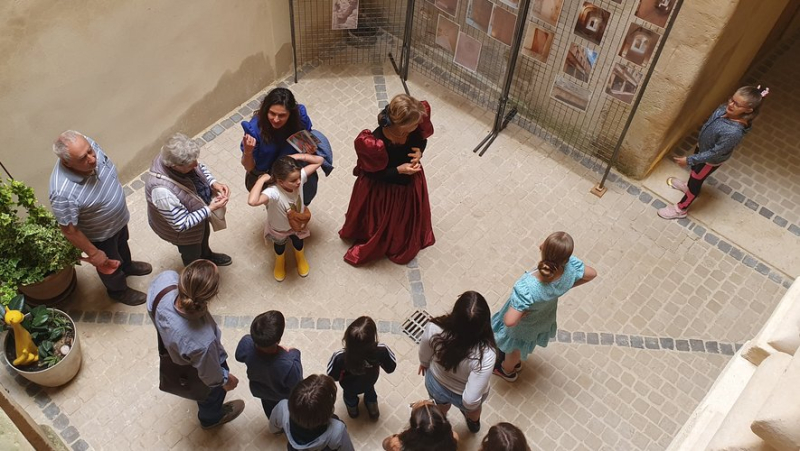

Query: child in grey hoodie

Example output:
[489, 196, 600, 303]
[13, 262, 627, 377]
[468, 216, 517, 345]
[269, 374, 355, 451]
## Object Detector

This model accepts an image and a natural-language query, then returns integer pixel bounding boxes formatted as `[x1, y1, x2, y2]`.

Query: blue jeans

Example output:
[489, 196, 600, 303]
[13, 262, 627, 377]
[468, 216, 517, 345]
[424, 371, 486, 413]
[197, 361, 229, 427]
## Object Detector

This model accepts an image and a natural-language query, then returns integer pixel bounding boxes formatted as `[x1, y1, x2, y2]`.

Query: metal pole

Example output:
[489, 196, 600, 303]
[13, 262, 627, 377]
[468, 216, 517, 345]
[473, 0, 533, 156]
[592, 0, 685, 197]
[289, 0, 298, 83]
[389, 0, 415, 95]
[401, 0, 415, 82]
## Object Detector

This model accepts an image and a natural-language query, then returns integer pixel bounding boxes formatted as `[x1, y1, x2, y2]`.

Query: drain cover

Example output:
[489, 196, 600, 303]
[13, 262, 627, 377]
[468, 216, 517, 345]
[402, 310, 431, 344]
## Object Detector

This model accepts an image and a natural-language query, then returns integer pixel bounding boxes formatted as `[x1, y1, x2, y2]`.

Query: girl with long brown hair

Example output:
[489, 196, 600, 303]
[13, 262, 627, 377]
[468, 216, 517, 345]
[418, 291, 496, 433]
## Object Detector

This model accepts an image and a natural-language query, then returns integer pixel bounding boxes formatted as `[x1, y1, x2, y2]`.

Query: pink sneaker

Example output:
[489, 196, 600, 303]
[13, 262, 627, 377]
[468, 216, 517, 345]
[666, 177, 689, 194]
[658, 204, 687, 219]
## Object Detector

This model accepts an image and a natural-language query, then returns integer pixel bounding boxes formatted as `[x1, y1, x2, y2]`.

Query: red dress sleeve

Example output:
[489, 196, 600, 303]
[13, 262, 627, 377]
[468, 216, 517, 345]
[354, 130, 388, 172]
[417, 101, 434, 140]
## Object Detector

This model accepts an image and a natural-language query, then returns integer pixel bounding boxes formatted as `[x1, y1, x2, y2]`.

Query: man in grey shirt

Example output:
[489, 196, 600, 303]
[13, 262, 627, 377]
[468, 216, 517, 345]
[49, 130, 151, 305]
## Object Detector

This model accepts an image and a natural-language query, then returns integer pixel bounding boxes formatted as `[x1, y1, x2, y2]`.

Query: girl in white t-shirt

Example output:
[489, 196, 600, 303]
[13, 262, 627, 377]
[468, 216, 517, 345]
[248, 154, 323, 281]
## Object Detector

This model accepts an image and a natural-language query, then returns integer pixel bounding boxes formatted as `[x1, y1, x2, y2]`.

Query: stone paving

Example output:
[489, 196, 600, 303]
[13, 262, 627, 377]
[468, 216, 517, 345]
[674, 30, 800, 234]
[1, 61, 794, 450]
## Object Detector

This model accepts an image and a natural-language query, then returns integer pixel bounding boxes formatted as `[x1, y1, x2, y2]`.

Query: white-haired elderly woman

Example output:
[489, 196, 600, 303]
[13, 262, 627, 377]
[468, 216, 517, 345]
[145, 133, 232, 266]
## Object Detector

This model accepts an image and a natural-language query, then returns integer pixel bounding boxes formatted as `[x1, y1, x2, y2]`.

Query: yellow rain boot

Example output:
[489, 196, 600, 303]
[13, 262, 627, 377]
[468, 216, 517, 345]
[294, 248, 309, 277]
[274, 251, 286, 282]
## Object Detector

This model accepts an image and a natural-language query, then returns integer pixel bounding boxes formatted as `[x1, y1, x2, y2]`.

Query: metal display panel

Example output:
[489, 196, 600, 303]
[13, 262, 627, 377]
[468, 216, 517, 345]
[403, 0, 679, 166]
[408, 0, 519, 112]
[289, 0, 681, 192]
[507, 0, 676, 164]
[290, 0, 408, 78]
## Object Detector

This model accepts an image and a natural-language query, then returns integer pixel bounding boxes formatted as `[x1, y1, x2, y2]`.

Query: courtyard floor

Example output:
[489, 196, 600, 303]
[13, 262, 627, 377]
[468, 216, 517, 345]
[2, 61, 796, 450]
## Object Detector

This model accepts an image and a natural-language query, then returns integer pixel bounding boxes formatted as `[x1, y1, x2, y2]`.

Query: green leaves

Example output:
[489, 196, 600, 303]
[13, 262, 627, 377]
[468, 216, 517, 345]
[7, 294, 24, 311]
[0, 178, 82, 306]
[16, 304, 74, 369]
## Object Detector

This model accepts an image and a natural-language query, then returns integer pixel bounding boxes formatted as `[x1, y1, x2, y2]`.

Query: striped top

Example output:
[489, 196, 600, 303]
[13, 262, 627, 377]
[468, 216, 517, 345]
[149, 164, 216, 232]
[48, 138, 129, 242]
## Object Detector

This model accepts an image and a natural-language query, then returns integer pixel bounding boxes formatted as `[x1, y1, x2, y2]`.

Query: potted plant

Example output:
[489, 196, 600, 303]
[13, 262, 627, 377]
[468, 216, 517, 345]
[2, 295, 82, 387]
[0, 179, 82, 306]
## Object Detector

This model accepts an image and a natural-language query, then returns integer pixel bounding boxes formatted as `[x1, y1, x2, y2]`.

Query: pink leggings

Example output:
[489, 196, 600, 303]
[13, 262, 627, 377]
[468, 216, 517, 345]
[678, 163, 720, 210]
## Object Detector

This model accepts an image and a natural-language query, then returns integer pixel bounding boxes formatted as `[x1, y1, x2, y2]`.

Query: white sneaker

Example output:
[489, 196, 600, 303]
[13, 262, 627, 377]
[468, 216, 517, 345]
[657, 204, 687, 220]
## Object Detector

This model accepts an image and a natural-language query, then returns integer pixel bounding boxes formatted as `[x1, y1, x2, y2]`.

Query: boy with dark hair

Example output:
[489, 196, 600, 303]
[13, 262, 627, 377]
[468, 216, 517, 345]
[270, 374, 355, 451]
[236, 310, 303, 418]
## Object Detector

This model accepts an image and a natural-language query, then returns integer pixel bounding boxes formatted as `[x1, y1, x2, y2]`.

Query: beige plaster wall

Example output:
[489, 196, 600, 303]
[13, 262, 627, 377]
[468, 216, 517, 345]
[618, 0, 789, 179]
[0, 1, 292, 199]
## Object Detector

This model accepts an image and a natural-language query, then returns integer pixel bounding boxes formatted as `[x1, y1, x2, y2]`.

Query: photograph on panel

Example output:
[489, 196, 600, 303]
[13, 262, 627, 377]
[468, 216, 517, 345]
[521, 25, 555, 63]
[618, 23, 660, 66]
[563, 43, 598, 83]
[532, 0, 564, 28]
[466, 0, 493, 33]
[453, 31, 483, 72]
[332, 0, 359, 30]
[435, 15, 461, 54]
[573, 2, 611, 45]
[489, 5, 516, 46]
[433, 0, 460, 17]
[635, 0, 675, 28]
[499, 0, 520, 9]
[552, 75, 592, 111]
[605, 63, 643, 104]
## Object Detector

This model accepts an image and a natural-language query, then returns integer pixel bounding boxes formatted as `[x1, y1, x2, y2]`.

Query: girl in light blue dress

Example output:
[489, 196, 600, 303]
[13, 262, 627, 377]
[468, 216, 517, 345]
[492, 232, 597, 381]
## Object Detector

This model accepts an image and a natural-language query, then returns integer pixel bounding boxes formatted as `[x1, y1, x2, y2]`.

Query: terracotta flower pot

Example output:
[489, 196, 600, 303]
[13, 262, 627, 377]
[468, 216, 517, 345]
[3, 309, 82, 387]
[18, 267, 77, 306]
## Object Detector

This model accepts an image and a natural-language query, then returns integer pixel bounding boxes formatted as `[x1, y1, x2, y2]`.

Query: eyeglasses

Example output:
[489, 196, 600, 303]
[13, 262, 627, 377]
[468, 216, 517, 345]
[728, 97, 748, 109]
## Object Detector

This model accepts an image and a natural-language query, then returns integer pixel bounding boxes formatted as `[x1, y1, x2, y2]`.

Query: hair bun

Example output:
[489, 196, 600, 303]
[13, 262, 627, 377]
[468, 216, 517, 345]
[379, 105, 393, 127]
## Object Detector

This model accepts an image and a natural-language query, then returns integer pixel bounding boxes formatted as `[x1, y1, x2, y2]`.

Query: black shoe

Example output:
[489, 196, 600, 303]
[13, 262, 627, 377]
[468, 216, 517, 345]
[493, 366, 518, 382]
[201, 400, 245, 429]
[124, 261, 152, 276]
[462, 410, 481, 433]
[206, 252, 232, 267]
[109, 288, 147, 306]
[365, 402, 380, 420]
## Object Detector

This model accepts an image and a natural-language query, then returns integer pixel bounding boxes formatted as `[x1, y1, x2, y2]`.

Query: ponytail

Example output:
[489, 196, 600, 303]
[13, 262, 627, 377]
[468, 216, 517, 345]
[176, 260, 219, 315]
[537, 232, 574, 282]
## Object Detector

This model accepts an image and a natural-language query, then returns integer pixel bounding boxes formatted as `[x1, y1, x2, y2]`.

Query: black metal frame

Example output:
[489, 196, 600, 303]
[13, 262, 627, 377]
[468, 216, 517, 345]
[593, 0, 686, 196]
[472, 0, 532, 156]
[288, 0, 685, 196]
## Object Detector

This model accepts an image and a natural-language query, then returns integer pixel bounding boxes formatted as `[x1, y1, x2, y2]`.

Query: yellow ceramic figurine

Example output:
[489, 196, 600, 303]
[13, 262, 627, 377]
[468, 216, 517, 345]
[3, 308, 38, 366]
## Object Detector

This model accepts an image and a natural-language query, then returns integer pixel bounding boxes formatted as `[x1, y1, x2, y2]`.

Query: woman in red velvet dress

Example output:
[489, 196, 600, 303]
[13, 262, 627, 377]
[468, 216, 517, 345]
[339, 94, 435, 266]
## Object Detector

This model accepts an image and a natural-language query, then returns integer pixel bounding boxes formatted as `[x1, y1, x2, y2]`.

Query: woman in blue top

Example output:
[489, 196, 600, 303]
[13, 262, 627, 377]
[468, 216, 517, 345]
[492, 232, 597, 382]
[241, 88, 334, 205]
[658, 85, 769, 220]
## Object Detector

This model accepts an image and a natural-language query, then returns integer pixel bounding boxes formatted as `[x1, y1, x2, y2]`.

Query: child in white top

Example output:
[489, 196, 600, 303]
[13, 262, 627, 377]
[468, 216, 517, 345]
[248, 154, 323, 281]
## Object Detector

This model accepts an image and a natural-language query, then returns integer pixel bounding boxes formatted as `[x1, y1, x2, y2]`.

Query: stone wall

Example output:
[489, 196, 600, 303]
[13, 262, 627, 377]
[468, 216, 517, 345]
[0, 1, 292, 198]
[618, 0, 790, 179]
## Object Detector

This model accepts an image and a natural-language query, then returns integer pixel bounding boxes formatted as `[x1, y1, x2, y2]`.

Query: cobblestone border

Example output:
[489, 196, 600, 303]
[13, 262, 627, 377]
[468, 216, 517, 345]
[672, 138, 800, 238]
[671, 30, 800, 239]
[552, 144, 794, 289]
[406, 259, 427, 308]
[553, 330, 743, 356]
[56, 308, 745, 356]
[63, 309, 405, 336]
[2, 364, 90, 451]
